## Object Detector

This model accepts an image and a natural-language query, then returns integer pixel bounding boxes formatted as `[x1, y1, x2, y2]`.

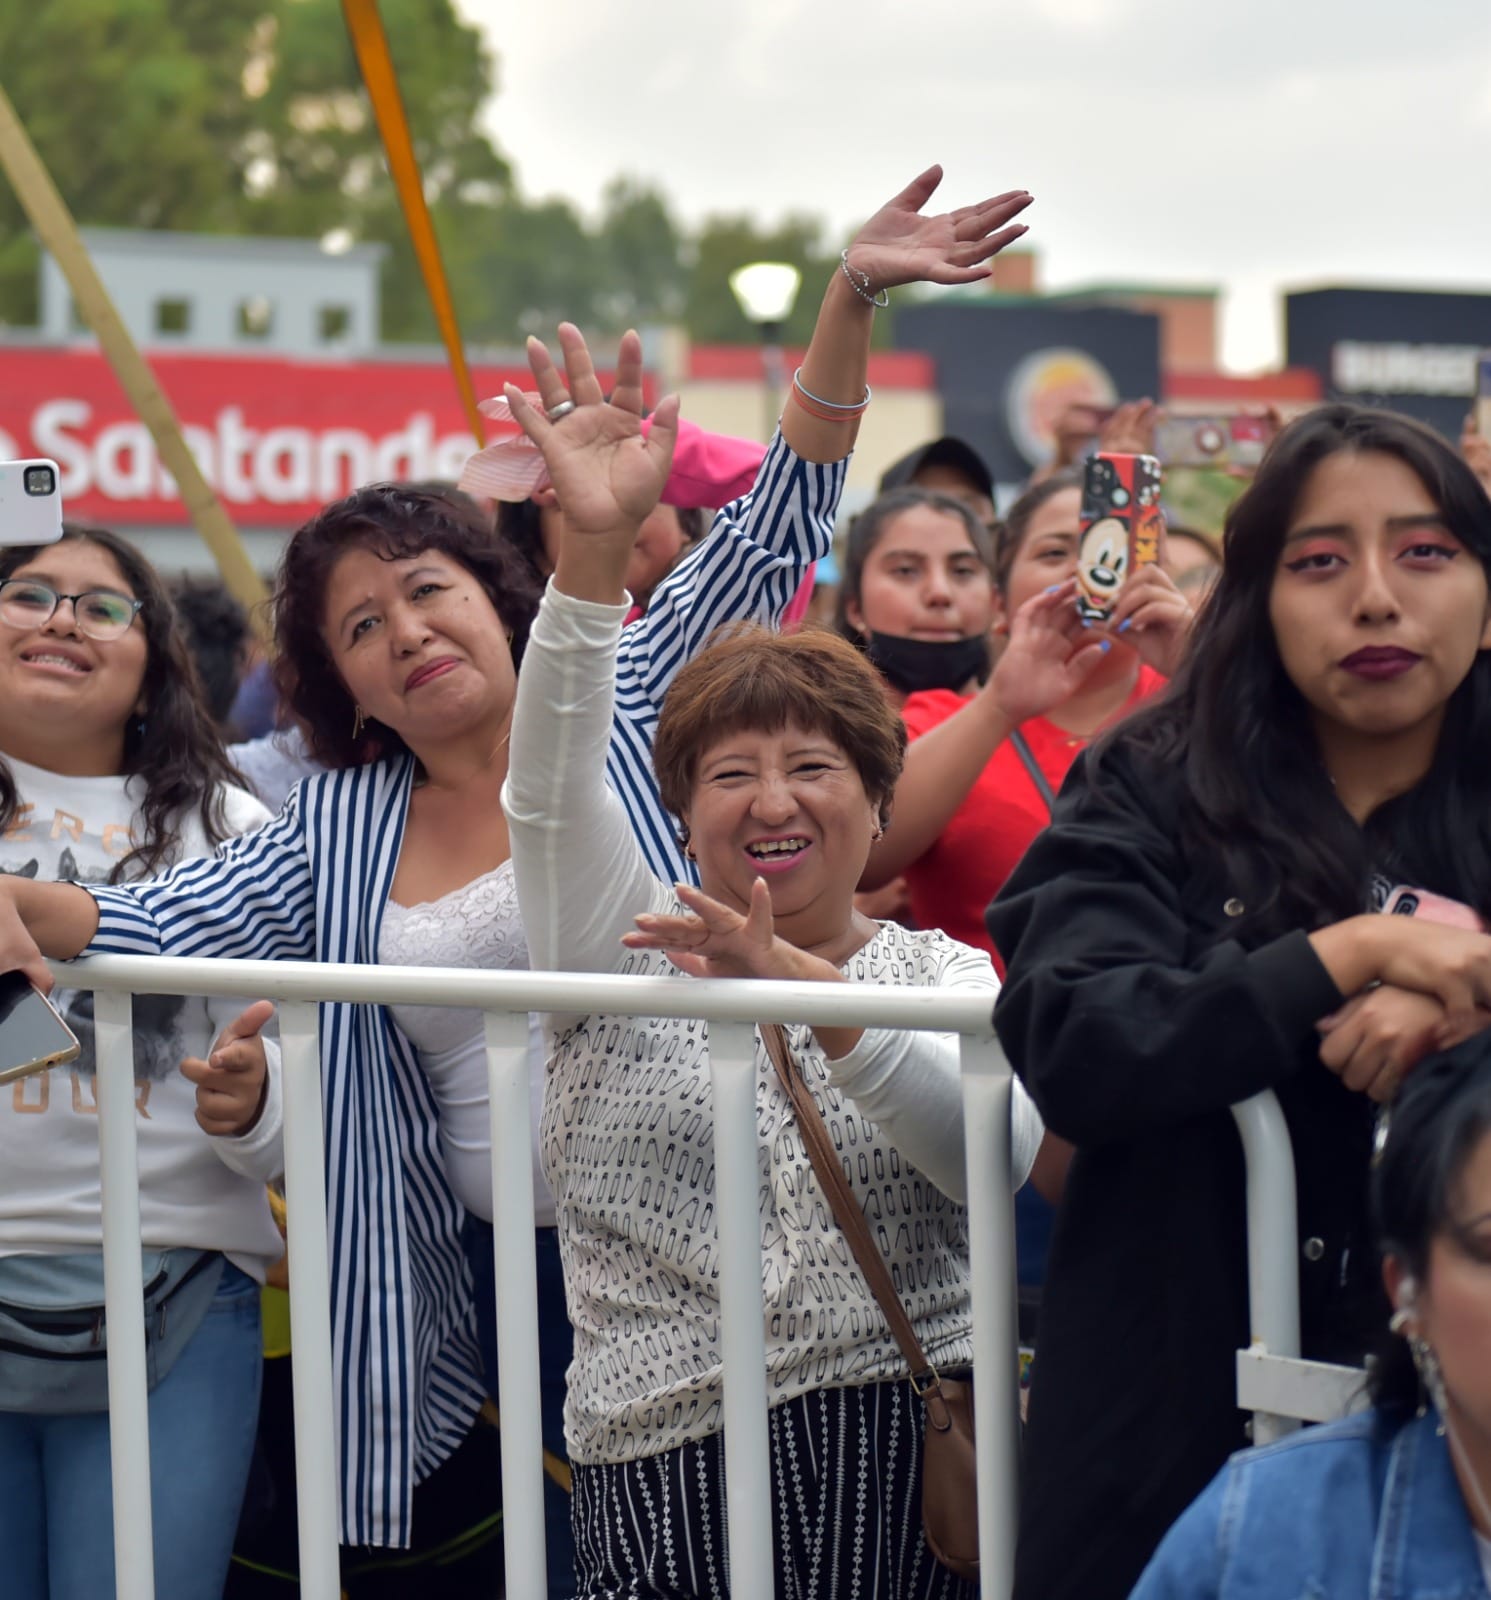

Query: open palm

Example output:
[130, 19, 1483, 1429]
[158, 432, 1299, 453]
[505, 324, 678, 537]
[846, 165, 1033, 292]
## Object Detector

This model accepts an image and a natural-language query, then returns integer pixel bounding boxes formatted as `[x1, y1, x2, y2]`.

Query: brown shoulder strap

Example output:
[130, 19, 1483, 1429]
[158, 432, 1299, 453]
[759, 1022, 951, 1424]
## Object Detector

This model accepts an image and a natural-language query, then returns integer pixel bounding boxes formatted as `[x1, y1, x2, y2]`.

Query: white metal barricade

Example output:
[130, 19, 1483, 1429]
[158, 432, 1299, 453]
[1230, 1091, 1370, 1444]
[55, 954, 1021, 1600]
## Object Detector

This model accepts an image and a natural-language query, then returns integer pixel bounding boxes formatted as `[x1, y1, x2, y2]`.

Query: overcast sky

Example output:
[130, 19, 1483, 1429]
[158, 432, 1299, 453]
[454, 1, 1491, 372]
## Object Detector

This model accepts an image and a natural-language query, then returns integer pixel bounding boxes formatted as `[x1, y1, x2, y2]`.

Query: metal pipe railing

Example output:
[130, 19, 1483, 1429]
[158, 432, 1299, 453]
[54, 953, 1017, 1600]
[1230, 1090, 1369, 1442]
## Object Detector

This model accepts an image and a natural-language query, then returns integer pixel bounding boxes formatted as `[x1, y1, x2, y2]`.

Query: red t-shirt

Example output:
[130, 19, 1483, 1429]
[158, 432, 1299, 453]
[899, 668, 1166, 967]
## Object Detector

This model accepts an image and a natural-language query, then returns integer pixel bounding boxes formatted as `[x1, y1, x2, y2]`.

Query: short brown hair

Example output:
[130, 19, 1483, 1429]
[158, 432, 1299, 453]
[653, 624, 906, 827]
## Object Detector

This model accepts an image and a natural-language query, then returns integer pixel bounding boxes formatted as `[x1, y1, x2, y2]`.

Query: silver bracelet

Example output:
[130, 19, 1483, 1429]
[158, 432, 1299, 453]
[792, 368, 872, 412]
[840, 249, 890, 309]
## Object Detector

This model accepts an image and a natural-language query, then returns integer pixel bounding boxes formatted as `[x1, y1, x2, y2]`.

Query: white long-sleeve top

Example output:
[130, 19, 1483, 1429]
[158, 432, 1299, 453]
[504, 583, 1043, 1466]
[0, 756, 284, 1280]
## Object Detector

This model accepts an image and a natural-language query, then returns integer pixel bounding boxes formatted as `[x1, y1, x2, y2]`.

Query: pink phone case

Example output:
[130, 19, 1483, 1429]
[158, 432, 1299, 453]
[1382, 885, 1487, 932]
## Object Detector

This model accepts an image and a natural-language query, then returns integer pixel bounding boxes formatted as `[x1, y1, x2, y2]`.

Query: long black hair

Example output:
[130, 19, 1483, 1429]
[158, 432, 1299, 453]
[0, 525, 243, 882]
[1369, 1039, 1491, 1414]
[1095, 403, 1491, 941]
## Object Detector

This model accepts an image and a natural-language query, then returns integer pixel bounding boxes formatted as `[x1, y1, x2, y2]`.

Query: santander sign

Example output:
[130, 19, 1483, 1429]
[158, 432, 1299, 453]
[0, 346, 588, 527]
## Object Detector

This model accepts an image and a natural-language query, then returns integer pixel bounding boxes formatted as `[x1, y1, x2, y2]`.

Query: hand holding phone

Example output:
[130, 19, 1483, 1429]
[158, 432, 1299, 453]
[1075, 451, 1164, 625]
[0, 459, 64, 546]
[0, 970, 80, 1085]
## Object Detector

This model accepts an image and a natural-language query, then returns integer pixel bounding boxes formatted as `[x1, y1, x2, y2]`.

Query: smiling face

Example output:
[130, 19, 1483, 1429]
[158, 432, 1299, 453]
[0, 539, 148, 772]
[1268, 450, 1491, 755]
[682, 720, 881, 936]
[844, 504, 995, 642]
[321, 545, 517, 748]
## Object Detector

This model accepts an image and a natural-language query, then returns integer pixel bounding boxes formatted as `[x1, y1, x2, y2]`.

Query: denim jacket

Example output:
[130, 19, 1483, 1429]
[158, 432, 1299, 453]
[1130, 1409, 1488, 1600]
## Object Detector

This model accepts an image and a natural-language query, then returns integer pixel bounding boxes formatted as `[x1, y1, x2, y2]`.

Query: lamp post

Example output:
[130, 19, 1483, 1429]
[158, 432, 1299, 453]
[729, 262, 802, 442]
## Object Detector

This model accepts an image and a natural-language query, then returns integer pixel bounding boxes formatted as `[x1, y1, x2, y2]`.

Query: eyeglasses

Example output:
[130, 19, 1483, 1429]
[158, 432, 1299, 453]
[0, 579, 144, 642]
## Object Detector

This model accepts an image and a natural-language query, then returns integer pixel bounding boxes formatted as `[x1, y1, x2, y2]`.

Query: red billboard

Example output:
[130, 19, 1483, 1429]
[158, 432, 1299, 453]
[0, 346, 578, 527]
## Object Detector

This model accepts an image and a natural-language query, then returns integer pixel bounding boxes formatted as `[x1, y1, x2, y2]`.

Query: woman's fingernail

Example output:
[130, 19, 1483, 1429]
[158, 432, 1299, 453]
[1117, 617, 1133, 634]
[1043, 583, 1062, 594]
[1099, 638, 1112, 653]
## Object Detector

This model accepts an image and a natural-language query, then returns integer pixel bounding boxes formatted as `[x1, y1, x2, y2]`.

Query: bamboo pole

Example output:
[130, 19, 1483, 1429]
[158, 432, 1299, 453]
[341, 0, 486, 444]
[0, 81, 271, 637]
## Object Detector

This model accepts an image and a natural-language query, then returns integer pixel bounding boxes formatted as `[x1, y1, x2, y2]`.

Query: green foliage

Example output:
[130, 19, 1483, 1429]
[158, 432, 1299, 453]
[0, 0, 851, 347]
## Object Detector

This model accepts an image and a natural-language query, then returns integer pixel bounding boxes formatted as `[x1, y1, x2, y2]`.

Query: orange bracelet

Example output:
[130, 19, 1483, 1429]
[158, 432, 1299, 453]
[789, 368, 872, 422]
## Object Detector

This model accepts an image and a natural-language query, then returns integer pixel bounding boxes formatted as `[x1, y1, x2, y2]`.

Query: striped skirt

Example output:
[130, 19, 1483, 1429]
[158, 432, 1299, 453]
[571, 1378, 979, 1600]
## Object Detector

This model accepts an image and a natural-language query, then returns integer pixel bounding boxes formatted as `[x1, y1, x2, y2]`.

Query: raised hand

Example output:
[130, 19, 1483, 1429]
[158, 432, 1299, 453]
[1104, 563, 1194, 677]
[844, 165, 1032, 294]
[503, 324, 680, 540]
[988, 578, 1112, 726]
[181, 999, 274, 1138]
[1461, 414, 1491, 496]
[1099, 399, 1161, 457]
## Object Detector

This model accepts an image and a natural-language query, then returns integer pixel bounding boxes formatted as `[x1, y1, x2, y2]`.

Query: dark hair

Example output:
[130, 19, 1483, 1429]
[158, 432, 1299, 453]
[833, 487, 996, 643]
[653, 624, 907, 827]
[1369, 1039, 1491, 1413]
[273, 483, 543, 770]
[991, 469, 1083, 593]
[0, 525, 243, 881]
[1095, 403, 1491, 942]
[497, 500, 706, 594]
[495, 499, 552, 591]
[168, 577, 252, 728]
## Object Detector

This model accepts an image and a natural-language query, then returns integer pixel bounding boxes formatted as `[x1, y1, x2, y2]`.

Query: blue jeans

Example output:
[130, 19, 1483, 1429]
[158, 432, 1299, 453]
[0, 1260, 263, 1600]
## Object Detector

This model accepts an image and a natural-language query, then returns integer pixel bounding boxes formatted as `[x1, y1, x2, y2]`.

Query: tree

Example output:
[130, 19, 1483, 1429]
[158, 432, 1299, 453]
[594, 178, 688, 332]
[0, 0, 513, 338]
[0, 0, 271, 321]
[684, 215, 839, 346]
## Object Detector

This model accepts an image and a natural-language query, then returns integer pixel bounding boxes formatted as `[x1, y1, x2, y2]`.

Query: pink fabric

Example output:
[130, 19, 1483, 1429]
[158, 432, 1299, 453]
[458, 397, 766, 511]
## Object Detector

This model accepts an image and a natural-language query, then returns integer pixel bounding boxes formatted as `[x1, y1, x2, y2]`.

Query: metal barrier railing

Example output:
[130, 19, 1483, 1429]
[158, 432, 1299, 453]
[1231, 1091, 1370, 1443]
[54, 953, 1020, 1600]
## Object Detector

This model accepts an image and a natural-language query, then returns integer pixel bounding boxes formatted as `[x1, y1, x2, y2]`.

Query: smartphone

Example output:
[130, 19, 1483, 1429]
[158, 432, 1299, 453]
[1382, 885, 1487, 932]
[0, 459, 64, 546]
[1154, 415, 1275, 471]
[0, 971, 80, 1085]
[1075, 451, 1164, 624]
[1476, 352, 1491, 444]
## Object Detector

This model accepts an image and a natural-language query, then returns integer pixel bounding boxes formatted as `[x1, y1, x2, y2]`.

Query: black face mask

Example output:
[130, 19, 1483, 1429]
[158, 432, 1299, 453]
[864, 631, 990, 696]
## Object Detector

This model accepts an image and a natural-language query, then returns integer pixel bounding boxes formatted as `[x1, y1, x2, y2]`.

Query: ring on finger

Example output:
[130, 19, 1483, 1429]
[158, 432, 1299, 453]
[546, 399, 577, 422]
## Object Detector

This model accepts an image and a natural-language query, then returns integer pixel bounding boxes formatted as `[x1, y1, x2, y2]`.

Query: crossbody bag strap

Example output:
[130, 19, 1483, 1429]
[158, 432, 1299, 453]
[759, 1022, 952, 1428]
[1008, 727, 1057, 815]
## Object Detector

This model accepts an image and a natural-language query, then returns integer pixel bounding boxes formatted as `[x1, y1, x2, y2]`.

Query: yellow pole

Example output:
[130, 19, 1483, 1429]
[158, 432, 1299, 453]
[0, 82, 270, 637]
[341, 0, 486, 444]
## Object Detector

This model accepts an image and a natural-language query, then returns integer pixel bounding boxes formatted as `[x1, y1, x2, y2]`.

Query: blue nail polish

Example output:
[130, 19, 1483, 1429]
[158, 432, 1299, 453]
[1100, 638, 1112, 653]
[1117, 617, 1133, 634]
[1043, 583, 1062, 594]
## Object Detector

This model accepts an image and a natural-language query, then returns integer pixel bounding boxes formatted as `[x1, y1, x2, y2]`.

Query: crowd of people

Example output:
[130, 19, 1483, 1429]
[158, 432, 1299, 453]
[1, 160, 1491, 1599]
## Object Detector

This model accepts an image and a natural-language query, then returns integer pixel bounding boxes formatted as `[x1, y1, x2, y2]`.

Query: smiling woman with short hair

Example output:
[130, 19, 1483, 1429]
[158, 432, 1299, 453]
[502, 311, 1046, 1600]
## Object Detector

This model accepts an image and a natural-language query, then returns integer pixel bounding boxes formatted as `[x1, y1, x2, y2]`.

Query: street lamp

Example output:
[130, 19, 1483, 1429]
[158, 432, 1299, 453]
[729, 262, 802, 441]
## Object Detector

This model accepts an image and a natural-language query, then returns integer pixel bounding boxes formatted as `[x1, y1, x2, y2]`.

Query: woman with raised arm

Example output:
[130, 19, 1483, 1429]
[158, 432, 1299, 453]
[0, 169, 1032, 1588]
[0, 526, 280, 1600]
[986, 404, 1491, 1600]
[502, 296, 1045, 1598]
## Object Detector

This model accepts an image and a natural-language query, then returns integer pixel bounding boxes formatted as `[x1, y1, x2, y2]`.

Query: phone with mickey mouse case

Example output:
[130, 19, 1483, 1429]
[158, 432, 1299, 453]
[1075, 451, 1164, 625]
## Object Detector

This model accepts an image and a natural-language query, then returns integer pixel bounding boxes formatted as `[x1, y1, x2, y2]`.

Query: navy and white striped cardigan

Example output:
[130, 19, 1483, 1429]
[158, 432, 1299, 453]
[83, 431, 844, 1547]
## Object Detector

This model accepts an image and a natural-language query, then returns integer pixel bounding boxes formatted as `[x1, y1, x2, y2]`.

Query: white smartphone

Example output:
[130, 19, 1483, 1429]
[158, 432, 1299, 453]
[0, 971, 81, 1085]
[0, 459, 65, 546]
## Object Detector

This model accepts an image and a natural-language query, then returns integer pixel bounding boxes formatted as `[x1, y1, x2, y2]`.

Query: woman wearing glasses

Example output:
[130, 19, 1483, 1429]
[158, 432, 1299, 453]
[0, 527, 282, 1600]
